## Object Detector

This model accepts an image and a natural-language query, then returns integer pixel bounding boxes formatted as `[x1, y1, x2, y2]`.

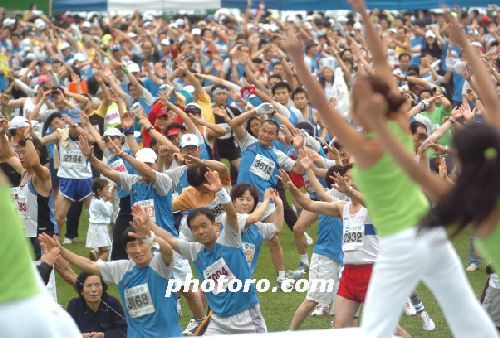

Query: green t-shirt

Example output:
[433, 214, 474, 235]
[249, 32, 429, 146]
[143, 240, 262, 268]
[0, 185, 40, 303]
[420, 105, 453, 159]
[353, 121, 430, 237]
[476, 223, 500, 274]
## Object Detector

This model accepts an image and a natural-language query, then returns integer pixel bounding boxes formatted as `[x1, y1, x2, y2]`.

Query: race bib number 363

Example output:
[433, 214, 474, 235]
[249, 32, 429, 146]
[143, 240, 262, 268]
[125, 284, 156, 318]
[250, 154, 275, 181]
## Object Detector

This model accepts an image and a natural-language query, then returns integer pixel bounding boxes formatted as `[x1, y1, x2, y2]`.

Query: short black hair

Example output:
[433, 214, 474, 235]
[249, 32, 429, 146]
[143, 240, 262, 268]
[187, 208, 215, 228]
[291, 87, 308, 100]
[18, 135, 43, 154]
[325, 164, 353, 187]
[187, 165, 208, 188]
[230, 184, 259, 213]
[122, 226, 139, 246]
[410, 121, 427, 134]
[398, 53, 411, 61]
[75, 272, 108, 296]
[271, 82, 291, 95]
[260, 119, 280, 132]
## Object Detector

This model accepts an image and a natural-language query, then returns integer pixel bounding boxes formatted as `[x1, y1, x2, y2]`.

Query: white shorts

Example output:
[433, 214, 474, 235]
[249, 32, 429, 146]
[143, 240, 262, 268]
[0, 293, 81, 338]
[172, 233, 193, 285]
[257, 202, 275, 222]
[306, 253, 341, 305]
[85, 223, 112, 249]
[205, 304, 267, 335]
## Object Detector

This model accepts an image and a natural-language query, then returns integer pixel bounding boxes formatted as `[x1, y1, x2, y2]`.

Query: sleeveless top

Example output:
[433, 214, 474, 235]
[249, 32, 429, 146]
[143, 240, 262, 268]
[352, 121, 429, 237]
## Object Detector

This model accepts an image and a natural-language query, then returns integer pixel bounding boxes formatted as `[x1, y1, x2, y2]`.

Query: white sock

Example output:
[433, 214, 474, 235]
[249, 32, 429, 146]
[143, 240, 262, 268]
[300, 254, 309, 265]
[277, 271, 286, 279]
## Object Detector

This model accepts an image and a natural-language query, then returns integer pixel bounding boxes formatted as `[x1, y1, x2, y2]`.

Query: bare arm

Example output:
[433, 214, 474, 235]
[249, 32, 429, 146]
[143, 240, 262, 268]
[79, 136, 121, 185]
[229, 108, 257, 141]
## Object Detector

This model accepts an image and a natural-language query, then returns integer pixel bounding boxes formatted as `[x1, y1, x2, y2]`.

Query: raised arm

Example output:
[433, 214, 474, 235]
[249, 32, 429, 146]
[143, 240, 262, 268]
[79, 136, 121, 185]
[204, 170, 238, 232]
[282, 27, 371, 161]
[298, 150, 334, 202]
[246, 189, 272, 225]
[228, 107, 257, 141]
[445, 12, 499, 129]
[38, 233, 100, 275]
[108, 140, 157, 184]
[279, 169, 343, 218]
[357, 79, 450, 202]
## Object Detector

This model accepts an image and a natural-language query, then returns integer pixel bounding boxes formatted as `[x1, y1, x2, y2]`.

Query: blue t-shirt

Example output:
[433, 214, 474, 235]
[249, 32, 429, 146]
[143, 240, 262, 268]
[119, 172, 177, 236]
[178, 219, 259, 317]
[98, 255, 182, 338]
[314, 214, 343, 263]
[237, 133, 295, 200]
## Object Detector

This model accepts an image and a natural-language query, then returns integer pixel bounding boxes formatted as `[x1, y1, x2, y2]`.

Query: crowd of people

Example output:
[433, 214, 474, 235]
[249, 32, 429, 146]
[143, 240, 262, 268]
[0, 0, 499, 337]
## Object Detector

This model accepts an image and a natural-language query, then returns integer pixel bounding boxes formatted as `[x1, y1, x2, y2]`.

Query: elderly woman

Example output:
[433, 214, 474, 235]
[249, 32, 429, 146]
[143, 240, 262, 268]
[67, 272, 127, 338]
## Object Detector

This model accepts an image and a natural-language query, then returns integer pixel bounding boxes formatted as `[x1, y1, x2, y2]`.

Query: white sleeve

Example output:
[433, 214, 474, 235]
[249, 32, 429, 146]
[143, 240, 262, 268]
[119, 173, 141, 193]
[177, 239, 204, 261]
[236, 213, 250, 231]
[98, 260, 133, 284]
[164, 166, 187, 187]
[218, 214, 242, 248]
[153, 171, 173, 195]
[149, 253, 173, 278]
[274, 149, 295, 171]
[305, 135, 321, 152]
[237, 131, 258, 151]
[323, 158, 336, 168]
[141, 87, 154, 106]
[275, 103, 291, 119]
[257, 222, 277, 240]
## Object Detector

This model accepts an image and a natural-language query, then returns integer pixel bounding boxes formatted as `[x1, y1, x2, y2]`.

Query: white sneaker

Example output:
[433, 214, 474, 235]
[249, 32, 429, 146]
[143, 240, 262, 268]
[466, 263, 478, 272]
[404, 300, 416, 316]
[311, 304, 330, 317]
[63, 237, 74, 245]
[176, 298, 181, 318]
[420, 311, 436, 331]
[304, 232, 314, 246]
[183, 318, 202, 336]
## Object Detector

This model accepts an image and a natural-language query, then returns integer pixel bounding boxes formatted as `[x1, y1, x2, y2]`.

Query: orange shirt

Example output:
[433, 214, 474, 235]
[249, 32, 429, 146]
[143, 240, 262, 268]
[173, 174, 230, 212]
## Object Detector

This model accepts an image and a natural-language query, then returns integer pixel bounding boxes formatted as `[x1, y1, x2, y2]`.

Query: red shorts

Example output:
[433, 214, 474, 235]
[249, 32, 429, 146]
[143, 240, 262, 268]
[337, 264, 373, 303]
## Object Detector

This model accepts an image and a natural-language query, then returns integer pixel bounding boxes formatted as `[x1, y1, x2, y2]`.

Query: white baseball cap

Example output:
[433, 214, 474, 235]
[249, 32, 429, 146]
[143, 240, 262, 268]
[161, 39, 170, 45]
[127, 63, 140, 73]
[9, 116, 29, 130]
[135, 148, 157, 164]
[59, 42, 71, 50]
[180, 134, 200, 148]
[192, 28, 201, 35]
[103, 128, 124, 137]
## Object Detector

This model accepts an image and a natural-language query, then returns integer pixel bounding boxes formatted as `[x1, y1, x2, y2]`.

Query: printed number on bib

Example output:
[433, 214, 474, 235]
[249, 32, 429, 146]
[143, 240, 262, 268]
[342, 223, 364, 252]
[110, 159, 128, 173]
[10, 187, 28, 216]
[242, 242, 256, 266]
[124, 284, 155, 318]
[203, 257, 235, 295]
[206, 199, 224, 221]
[62, 149, 85, 168]
[134, 199, 156, 223]
[250, 154, 275, 181]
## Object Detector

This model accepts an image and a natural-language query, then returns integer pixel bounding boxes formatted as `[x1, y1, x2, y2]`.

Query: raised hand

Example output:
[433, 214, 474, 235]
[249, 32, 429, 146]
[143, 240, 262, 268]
[121, 113, 134, 130]
[349, 0, 367, 13]
[291, 128, 305, 149]
[79, 111, 90, 125]
[38, 233, 61, 251]
[203, 170, 222, 193]
[443, 11, 468, 47]
[40, 246, 60, 267]
[263, 188, 272, 202]
[0, 118, 8, 135]
[331, 172, 350, 194]
[184, 154, 202, 167]
[255, 102, 274, 115]
[78, 135, 93, 157]
[298, 149, 313, 169]
[281, 26, 305, 60]
[269, 189, 282, 205]
[277, 169, 295, 189]
[354, 77, 388, 129]
[438, 157, 448, 179]
[130, 204, 152, 237]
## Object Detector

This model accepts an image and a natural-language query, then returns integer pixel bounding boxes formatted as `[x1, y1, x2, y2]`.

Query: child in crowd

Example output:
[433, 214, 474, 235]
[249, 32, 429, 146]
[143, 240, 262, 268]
[86, 178, 113, 261]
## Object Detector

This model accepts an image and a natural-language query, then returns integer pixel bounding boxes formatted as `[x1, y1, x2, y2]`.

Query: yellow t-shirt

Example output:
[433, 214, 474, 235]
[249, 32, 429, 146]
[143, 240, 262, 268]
[196, 91, 215, 124]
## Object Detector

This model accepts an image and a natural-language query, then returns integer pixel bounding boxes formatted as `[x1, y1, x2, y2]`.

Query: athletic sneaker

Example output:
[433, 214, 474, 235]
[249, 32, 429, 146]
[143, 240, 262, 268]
[466, 263, 478, 272]
[63, 237, 74, 245]
[183, 318, 202, 336]
[420, 311, 436, 331]
[404, 299, 416, 316]
[304, 232, 314, 246]
[311, 304, 330, 317]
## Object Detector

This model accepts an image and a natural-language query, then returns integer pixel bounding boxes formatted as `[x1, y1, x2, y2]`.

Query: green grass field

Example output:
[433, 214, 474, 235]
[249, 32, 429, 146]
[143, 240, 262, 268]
[58, 209, 486, 338]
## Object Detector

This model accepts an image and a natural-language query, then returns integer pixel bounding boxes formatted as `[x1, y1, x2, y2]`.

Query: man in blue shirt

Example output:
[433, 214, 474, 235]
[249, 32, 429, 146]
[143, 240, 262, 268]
[39, 216, 182, 338]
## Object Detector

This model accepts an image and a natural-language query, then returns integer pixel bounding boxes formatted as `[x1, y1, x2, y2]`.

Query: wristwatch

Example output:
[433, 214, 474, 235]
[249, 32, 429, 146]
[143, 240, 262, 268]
[24, 135, 33, 142]
[147, 125, 154, 132]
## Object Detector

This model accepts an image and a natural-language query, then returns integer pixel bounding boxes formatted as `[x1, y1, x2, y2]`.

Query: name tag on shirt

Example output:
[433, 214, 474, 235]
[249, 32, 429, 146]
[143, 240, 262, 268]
[342, 221, 364, 252]
[110, 159, 128, 173]
[203, 257, 235, 295]
[124, 284, 156, 318]
[250, 154, 275, 181]
[134, 199, 156, 224]
[62, 149, 85, 168]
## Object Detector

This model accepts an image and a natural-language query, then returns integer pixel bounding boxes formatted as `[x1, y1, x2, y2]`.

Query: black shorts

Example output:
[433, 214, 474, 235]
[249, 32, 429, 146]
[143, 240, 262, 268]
[216, 144, 241, 161]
